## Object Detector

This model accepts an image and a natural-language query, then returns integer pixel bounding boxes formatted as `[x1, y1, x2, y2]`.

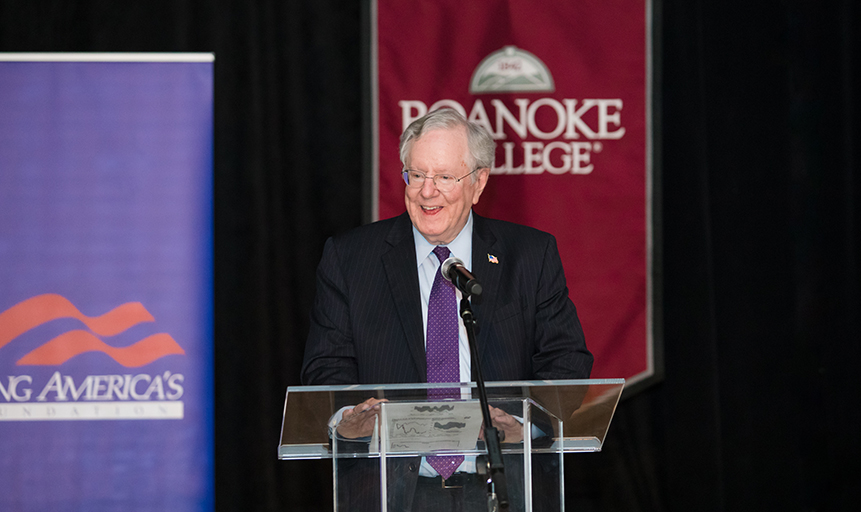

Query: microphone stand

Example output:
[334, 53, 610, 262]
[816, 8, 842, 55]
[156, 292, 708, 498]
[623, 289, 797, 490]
[460, 295, 509, 511]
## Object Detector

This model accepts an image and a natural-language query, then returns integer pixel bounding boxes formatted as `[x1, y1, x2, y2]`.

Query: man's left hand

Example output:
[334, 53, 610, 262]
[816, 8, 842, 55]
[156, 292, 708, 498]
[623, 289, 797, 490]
[478, 405, 524, 444]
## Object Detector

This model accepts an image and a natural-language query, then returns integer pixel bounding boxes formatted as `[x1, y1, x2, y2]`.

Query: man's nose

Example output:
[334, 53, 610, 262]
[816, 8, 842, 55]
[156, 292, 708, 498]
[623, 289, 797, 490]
[420, 177, 439, 197]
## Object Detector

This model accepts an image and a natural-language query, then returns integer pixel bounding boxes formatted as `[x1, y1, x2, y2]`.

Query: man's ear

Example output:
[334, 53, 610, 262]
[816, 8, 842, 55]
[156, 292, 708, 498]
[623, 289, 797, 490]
[472, 167, 491, 205]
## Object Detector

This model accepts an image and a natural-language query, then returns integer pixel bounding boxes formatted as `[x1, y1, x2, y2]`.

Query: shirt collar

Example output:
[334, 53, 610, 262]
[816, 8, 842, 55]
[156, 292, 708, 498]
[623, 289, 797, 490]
[413, 211, 473, 269]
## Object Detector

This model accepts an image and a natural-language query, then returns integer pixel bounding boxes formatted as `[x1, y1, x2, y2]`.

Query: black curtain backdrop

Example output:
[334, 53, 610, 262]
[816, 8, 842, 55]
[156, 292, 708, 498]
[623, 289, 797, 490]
[1, 1, 858, 511]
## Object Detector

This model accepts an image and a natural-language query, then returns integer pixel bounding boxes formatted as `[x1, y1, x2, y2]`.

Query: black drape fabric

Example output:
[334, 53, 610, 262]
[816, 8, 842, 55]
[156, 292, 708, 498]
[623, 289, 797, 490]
[564, 1, 860, 511]
[1, 1, 858, 511]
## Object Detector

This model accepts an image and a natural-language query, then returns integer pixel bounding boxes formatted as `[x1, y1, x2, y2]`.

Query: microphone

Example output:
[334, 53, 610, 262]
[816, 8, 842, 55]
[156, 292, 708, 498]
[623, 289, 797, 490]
[441, 257, 483, 297]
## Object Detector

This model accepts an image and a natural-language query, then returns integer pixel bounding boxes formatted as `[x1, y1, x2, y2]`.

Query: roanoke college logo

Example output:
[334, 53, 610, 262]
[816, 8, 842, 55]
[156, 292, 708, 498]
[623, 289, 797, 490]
[0, 294, 186, 421]
[0, 294, 184, 367]
[469, 45, 555, 94]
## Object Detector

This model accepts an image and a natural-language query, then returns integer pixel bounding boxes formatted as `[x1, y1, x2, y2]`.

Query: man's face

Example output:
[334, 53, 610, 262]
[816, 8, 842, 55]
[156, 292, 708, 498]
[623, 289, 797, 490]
[404, 126, 489, 245]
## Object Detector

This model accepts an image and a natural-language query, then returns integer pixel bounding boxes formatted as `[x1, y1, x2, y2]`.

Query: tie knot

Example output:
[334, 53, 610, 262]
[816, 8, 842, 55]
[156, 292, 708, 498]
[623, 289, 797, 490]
[433, 245, 451, 263]
[432, 246, 450, 263]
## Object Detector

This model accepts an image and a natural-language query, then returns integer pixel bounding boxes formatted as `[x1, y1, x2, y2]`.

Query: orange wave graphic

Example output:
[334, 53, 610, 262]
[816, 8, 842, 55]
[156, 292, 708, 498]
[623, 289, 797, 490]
[0, 294, 155, 350]
[16, 330, 185, 367]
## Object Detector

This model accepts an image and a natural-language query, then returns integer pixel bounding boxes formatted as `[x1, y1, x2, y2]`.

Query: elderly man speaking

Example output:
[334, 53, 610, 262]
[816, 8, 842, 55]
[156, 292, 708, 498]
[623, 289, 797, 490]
[301, 108, 592, 511]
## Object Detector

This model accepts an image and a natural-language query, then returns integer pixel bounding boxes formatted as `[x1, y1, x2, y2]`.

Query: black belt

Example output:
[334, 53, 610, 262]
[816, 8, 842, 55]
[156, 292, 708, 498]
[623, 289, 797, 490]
[416, 472, 485, 489]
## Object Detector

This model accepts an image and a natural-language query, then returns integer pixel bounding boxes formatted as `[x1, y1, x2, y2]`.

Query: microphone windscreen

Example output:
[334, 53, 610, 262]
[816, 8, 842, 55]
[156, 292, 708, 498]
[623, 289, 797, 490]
[440, 256, 463, 282]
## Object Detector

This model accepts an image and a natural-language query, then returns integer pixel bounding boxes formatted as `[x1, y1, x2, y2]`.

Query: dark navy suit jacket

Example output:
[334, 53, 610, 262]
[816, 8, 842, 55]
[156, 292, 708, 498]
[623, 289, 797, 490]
[300, 212, 592, 511]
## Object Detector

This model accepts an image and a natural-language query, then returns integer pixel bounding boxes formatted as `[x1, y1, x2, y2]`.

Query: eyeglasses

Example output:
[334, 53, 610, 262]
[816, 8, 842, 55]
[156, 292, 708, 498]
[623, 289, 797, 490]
[401, 168, 479, 192]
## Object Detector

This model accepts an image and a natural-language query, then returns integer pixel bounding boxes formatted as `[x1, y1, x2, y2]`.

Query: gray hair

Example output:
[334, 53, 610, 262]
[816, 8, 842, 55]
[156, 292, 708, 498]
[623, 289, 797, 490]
[399, 108, 496, 179]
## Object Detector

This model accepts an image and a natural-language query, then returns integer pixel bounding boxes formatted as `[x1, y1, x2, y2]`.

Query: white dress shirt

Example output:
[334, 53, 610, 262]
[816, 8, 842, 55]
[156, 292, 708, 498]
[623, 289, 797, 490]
[413, 211, 476, 477]
[413, 211, 474, 384]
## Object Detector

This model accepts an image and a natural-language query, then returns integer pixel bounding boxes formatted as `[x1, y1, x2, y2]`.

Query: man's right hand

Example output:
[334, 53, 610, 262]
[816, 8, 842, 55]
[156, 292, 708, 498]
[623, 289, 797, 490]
[335, 397, 387, 439]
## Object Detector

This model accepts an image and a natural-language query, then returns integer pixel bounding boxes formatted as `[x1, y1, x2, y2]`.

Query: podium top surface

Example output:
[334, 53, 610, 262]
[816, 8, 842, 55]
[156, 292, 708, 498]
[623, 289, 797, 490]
[279, 379, 624, 460]
[285, 378, 623, 393]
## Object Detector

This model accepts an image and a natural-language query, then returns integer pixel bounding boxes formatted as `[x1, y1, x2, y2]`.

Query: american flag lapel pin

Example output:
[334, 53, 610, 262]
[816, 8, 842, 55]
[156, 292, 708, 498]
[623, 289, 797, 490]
[487, 254, 499, 264]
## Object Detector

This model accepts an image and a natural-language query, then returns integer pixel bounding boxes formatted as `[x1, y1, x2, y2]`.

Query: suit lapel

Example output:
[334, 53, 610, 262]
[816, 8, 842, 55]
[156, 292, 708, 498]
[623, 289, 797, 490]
[471, 214, 501, 366]
[381, 213, 427, 381]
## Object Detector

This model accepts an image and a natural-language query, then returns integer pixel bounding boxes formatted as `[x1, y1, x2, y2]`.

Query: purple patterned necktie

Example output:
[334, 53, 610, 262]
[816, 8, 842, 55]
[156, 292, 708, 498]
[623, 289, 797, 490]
[426, 245, 464, 479]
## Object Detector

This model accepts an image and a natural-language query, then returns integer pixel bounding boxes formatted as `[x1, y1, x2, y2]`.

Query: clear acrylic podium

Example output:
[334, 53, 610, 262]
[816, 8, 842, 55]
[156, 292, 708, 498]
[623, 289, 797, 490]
[279, 379, 624, 511]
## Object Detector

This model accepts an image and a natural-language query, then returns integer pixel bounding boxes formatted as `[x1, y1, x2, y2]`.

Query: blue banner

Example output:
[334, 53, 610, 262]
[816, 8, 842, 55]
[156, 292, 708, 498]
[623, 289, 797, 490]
[0, 56, 213, 510]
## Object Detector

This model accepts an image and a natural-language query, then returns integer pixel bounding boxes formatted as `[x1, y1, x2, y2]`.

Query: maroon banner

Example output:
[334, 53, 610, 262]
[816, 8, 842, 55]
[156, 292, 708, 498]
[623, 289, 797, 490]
[372, 0, 655, 385]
